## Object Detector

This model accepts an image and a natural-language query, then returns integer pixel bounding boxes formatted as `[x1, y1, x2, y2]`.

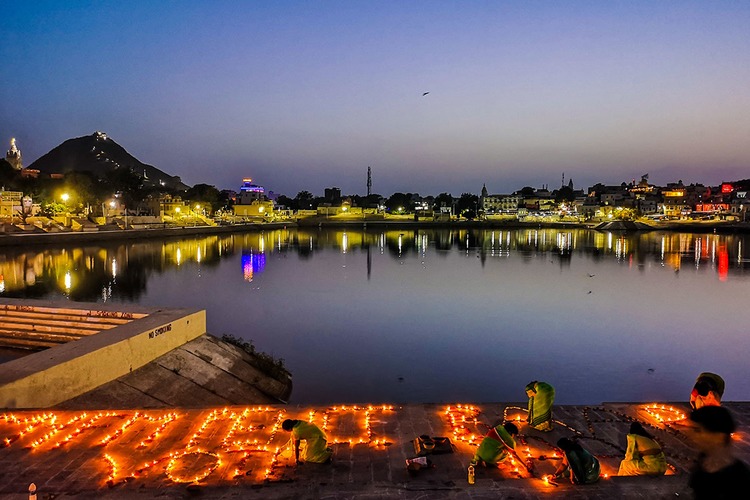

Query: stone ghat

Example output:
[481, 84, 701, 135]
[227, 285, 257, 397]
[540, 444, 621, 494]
[1, 402, 748, 499]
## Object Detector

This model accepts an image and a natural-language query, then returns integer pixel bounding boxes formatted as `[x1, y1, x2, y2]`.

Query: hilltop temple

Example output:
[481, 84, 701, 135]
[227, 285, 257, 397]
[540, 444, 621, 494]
[5, 138, 22, 170]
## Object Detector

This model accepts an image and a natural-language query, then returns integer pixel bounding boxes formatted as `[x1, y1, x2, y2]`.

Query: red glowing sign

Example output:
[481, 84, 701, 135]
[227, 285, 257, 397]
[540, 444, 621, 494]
[722, 183, 734, 194]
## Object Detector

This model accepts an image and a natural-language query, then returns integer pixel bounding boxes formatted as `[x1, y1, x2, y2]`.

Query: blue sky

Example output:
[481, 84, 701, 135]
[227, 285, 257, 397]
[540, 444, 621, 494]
[1, 1, 749, 196]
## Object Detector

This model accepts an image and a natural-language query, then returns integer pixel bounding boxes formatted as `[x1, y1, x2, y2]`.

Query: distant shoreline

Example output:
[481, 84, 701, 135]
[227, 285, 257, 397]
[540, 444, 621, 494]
[2, 218, 749, 247]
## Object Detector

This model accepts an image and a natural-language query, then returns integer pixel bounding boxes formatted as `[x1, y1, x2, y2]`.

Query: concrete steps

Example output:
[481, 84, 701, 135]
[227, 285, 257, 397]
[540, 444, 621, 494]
[0, 303, 145, 349]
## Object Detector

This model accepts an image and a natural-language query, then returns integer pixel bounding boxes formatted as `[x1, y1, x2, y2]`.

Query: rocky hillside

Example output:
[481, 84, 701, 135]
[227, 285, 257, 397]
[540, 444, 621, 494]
[27, 131, 189, 191]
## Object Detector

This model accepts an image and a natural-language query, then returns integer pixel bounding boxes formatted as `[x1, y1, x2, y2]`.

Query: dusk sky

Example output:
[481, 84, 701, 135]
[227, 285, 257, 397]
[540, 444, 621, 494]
[2, 1, 749, 196]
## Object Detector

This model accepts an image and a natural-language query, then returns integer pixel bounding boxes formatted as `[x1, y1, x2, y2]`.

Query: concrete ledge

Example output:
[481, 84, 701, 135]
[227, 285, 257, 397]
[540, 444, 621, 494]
[0, 299, 206, 408]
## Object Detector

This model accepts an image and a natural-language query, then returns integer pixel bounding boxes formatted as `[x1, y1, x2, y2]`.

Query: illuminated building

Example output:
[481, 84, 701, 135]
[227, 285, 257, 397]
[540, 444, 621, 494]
[5, 138, 22, 170]
[234, 178, 274, 219]
[238, 178, 266, 204]
[0, 190, 23, 218]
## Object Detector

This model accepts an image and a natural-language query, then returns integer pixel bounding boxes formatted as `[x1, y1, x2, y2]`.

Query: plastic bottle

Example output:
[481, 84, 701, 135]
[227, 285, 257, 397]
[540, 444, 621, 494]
[468, 464, 475, 485]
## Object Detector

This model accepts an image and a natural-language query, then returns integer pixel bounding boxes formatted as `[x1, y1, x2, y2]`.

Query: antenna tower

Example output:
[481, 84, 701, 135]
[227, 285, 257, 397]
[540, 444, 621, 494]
[367, 166, 372, 197]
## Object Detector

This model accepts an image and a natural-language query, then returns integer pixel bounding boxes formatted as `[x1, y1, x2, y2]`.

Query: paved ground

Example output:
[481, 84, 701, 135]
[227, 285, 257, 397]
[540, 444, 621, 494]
[1, 401, 748, 499]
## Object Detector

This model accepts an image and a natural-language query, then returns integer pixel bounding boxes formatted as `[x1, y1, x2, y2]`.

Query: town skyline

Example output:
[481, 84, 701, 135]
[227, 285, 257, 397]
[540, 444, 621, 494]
[4, 133, 748, 202]
[2, 2, 749, 195]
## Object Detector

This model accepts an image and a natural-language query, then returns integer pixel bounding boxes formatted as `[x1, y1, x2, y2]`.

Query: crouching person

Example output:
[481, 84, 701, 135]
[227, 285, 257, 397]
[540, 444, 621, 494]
[282, 419, 333, 464]
[554, 438, 601, 484]
[618, 422, 667, 476]
[471, 422, 519, 467]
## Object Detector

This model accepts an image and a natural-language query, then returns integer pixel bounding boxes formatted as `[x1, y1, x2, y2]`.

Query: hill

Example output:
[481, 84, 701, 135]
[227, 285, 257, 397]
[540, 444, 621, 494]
[27, 131, 189, 190]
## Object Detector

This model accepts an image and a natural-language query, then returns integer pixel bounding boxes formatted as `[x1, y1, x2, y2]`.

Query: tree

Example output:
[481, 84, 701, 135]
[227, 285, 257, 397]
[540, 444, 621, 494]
[457, 193, 479, 219]
[63, 171, 104, 213]
[433, 192, 453, 212]
[0, 159, 18, 188]
[385, 192, 415, 213]
[185, 183, 220, 212]
[104, 167, 144, 211]
[294, 191, 315, 209]
[555, 185, 576, 203]
[276, 194, 296, 210]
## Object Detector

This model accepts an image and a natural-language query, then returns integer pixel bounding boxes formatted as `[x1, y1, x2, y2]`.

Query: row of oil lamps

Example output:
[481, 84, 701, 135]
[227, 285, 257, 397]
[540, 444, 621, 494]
[1, 403, 685, 485]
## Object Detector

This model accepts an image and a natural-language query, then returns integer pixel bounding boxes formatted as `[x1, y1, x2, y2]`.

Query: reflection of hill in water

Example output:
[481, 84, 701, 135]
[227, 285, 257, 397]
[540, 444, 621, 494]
[1, 228, 749, 298]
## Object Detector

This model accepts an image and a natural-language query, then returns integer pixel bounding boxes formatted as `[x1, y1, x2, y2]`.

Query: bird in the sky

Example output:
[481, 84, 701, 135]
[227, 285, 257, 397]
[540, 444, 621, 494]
[422, 92, 430, 96]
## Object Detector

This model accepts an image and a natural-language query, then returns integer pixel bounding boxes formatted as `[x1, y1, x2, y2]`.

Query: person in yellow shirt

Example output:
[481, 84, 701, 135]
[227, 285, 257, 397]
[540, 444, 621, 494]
[281, 419, 333, 464]
[618, 422, 667, 476]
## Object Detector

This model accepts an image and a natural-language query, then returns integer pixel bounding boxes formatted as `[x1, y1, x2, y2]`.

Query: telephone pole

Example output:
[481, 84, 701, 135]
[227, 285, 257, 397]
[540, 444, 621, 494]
[367, 166, 372, 197]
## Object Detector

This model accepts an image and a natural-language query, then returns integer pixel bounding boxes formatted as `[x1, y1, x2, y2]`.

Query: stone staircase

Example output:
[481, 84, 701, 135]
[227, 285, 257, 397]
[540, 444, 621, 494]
[0, 303, 145, 350]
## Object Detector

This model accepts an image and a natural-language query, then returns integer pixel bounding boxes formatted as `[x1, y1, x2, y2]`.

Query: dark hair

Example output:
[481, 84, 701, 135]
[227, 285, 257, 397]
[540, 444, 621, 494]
[525, 381, 538, 393]
[690, 406, 736, 435]
[503, 422, 519, 436]
[694, 373, 725, 397]
[629, 422, 653, 439]
[557, 437, 583, 453]
[694, 380, 714, 397]
[282, 419, 297, 431]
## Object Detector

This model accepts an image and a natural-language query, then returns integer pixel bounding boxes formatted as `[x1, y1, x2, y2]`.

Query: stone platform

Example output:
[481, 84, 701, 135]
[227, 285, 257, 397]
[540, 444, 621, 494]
[1, 402, 748, 499]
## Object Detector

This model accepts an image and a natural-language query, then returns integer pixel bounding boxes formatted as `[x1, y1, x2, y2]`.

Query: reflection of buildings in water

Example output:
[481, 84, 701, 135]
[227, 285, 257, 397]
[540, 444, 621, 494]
[0, 235, 236, 299]
[3, 230, 750, 299]
[280, 229, 750, 280]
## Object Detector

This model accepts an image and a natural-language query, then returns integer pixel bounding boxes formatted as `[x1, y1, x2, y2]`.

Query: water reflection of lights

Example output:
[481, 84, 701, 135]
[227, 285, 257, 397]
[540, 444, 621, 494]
[718, 245, 729, 281]
[197, 247, 202, 264]
[111, 259, 117, 278]
[661, 236, 665, 262]
[615, 236, 626, 261]
[242, 253, 267, 282]
[342, 233, 348, 254]
[176, 248, 182, 266]
[556, 232, 572, 254]
[695, 238, 702, 268]
[64, 271, 72, 291]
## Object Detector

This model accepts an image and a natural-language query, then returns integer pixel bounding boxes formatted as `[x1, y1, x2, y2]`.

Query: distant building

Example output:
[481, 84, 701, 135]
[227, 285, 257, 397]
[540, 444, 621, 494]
[237, 178, 266, 204]
[324, 187, 341, 203]
[481, 185, 522, 213]
[234, 178, 273, 218]
[235, 200, 274, 218]
[142, 194, 187, 217]
[5, 138, 22, 170]
[0, 189, 23, 217]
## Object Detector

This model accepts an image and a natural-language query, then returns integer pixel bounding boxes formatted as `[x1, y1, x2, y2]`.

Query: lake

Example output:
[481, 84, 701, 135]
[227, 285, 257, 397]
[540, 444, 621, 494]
[1, 227, 748, 405]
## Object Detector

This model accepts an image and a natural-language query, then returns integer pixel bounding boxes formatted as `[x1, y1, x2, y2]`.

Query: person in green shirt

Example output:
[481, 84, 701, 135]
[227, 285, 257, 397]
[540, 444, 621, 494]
[525, 381, 555, 431]
[281, 419, 333, 464]
[471, 422, 519, 467]
[554, 437, 601, 484]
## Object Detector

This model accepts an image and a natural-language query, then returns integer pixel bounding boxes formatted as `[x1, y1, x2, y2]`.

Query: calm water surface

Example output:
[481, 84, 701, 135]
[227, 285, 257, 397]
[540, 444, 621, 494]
[2, 228, 749, 405]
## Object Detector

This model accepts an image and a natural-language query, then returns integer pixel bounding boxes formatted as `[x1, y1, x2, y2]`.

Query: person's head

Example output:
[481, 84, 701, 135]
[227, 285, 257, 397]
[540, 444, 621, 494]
[689, 406, 736, 451]
[525, 381, 538, 398]
[690, 374, 724, 409]
[556, 437, 583, 453]
[503, 422, 519, 436]
[281, 419, 297, 432]
[629, 422, 653, 439]
[698, 373, 725, 397]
